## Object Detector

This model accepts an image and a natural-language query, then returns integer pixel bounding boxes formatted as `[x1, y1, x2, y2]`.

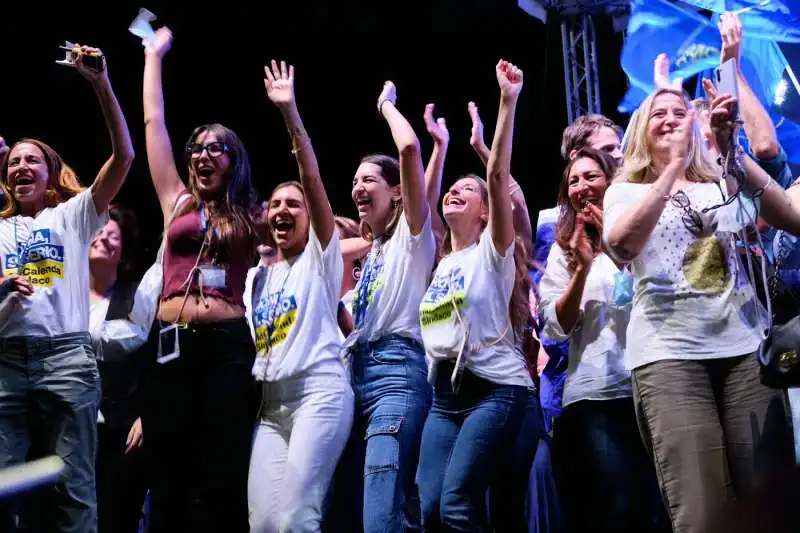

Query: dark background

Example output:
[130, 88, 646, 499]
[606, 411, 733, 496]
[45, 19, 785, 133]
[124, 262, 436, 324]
[0, 0, 628, 261]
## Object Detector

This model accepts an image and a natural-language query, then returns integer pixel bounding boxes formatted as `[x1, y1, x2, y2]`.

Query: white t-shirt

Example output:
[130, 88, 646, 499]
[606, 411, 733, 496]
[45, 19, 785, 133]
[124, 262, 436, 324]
[539, 245, 632, 407]
[603, 181, 765, 370]
[0, 190, 107, 337]
[248, 228, 345, 381]
[420, 230, 532, 388]
[344, 212, 436, 348]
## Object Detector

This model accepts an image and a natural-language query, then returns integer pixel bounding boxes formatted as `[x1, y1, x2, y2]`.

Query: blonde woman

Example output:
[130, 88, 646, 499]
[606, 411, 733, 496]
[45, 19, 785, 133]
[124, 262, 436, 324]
[603, 87, 791, 533]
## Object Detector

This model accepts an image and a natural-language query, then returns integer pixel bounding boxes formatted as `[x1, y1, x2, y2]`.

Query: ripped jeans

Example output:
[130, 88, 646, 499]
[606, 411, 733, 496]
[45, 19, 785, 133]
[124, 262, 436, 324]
[325, 335, 432, 533]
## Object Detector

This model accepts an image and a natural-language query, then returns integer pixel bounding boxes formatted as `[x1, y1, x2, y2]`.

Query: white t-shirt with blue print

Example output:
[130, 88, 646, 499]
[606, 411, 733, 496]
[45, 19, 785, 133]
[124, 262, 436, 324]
[0, 190, 107, 337]
[420, 230, 532, 388]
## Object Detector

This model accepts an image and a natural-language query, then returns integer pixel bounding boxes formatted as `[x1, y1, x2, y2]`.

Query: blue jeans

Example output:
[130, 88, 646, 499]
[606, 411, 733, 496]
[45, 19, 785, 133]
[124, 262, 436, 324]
[0, 333, 101, 533]
[551, 399, 669, 533]
[324, 335, 431, 533]
[488, 390, 550, 533]
[419, 363, 528, 533]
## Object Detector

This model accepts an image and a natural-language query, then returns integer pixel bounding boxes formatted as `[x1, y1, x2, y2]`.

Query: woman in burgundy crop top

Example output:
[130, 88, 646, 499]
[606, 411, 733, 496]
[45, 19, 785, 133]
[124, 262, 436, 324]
[140, 27, 259, 533]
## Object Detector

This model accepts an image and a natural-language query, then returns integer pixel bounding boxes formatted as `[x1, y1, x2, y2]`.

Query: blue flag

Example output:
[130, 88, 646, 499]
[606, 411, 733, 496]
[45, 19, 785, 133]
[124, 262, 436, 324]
[621, 0, 722, 105]
[679, 0, 800, 43]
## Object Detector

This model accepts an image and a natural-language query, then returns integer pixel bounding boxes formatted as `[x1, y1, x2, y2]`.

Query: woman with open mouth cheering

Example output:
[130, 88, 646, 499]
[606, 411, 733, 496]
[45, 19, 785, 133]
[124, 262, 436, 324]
[325, 81, 436, 532]
[0, 44, 134, 533]
[141, 27, 260, 533]
[415, 59, 533, 532]
[246, 60, 354, 533]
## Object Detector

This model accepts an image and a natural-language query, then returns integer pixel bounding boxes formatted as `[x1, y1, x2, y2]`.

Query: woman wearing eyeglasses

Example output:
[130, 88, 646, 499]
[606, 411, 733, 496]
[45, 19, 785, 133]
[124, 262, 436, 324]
[603, 88, 790, 533]
[141, 27, 259, 533]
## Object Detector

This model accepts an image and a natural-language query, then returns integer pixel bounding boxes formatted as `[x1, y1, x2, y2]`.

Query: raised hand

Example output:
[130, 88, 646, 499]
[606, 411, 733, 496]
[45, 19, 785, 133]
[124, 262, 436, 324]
[719, 11, 743, 65]
[423, 104, 449, 147]
[468, 101, 485, 149]
[668, 108, 695, 164]
[145, 27, 173, 59]
[377, 81, 397, 114]
[73, 45, 109, 85]
[653, 53, 683, 90]
[496, 60, 523, 100]
[703, 79, 737, 154]
[569, 215, 594, 272]
[264, 60, 295, 109]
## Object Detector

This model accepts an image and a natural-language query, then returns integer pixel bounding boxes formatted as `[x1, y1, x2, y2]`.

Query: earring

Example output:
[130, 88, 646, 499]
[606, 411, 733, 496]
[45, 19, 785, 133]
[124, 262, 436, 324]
[352, 266, 361, 282]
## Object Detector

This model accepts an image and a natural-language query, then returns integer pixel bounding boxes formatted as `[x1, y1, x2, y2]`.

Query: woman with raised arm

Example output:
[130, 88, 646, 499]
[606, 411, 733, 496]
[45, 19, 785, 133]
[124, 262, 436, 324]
[142, 28, 259, 533]
[539, 148, 668, 533]
[246, 61, 354, 533]
[328, 81, 436, 533]
[603, 87, 791, 533]
[416, 60, 532, 532]
[0, 45, 134, 533]
[466, 96, 546, 533]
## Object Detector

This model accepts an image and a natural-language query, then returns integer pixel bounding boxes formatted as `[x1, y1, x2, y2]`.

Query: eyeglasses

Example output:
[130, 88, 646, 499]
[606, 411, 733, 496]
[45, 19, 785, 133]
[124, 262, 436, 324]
[185, 141, 229, 159]
[670, 190, 704, 237]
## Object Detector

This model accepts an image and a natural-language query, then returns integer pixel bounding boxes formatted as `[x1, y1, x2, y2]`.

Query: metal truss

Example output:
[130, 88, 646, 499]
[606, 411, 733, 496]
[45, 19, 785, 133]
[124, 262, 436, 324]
[561, 14, 602, 124]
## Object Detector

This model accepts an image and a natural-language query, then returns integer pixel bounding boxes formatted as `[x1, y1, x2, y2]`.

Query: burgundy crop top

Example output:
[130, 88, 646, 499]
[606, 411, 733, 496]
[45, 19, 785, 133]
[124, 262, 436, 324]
[161, 208, 251, 308]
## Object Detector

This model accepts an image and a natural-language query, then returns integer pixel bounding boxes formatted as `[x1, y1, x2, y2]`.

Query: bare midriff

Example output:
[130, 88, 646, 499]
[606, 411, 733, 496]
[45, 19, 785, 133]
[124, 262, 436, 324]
[157, 294, 245, 324]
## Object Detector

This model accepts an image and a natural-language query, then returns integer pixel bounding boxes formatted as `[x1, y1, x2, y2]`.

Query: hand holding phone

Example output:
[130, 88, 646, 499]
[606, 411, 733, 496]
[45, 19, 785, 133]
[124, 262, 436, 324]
[714, 58, 739, 120]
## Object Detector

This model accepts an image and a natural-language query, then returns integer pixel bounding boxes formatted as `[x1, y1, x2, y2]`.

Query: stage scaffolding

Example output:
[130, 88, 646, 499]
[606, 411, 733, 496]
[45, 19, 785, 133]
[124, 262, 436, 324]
[525, 0, 630, 124]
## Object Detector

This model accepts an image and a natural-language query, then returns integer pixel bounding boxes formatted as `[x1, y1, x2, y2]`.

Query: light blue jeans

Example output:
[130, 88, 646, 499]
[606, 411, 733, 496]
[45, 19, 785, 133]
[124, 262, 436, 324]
[324, 335, 432, 533]
[0, 333, 101, 533]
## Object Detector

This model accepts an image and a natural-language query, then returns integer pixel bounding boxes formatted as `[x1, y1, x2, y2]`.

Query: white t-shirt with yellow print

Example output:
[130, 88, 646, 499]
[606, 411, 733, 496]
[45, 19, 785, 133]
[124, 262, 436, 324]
[420, 229, 533, 388]
[344, 211, 436, 348]
[249, 228, 346, 382]
[0, 190, 108, 337]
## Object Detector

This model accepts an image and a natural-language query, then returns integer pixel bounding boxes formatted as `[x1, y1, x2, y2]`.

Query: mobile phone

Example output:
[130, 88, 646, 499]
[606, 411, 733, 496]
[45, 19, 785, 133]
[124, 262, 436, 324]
[715, 58, 740, 120]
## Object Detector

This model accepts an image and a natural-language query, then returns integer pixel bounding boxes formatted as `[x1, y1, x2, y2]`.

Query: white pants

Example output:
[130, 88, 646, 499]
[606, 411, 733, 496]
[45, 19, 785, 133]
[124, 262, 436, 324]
[248, 366, 354, 533]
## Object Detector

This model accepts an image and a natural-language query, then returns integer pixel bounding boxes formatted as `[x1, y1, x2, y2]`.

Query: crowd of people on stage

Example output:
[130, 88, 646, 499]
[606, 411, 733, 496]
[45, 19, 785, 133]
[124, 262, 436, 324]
[2, 9, 800, 533]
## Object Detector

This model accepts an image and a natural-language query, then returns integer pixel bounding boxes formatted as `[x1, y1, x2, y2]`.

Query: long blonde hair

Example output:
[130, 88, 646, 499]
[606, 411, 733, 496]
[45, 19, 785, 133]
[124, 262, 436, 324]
[618, 88, 719, 185]
[0, 139, 85, 218]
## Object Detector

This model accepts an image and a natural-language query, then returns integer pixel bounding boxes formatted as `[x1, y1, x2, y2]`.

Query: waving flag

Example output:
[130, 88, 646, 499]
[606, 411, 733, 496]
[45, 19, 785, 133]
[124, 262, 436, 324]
[619, 0, 722, 112]
[680, 0, 800, 43]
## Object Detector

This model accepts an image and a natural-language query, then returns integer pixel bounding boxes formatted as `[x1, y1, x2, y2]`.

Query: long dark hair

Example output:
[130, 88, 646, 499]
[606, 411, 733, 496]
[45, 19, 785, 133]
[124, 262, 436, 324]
[358, 154, 403, 241]
[441, 174, 532, 343]
[173, 123, 258, 262]
[555, 148, 617, 273]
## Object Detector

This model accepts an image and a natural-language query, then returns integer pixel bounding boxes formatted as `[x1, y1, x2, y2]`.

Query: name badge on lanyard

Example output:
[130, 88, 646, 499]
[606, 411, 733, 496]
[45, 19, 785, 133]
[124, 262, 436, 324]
[199, 265, 227, 289]
[197, 206, 227, 289]
[353, 245, 382, 329]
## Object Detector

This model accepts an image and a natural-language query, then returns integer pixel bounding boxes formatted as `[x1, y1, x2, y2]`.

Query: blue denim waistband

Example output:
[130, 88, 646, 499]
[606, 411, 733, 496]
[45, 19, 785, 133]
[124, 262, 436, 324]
[0, 332, 92, 358]
[351, 333, 424, 355]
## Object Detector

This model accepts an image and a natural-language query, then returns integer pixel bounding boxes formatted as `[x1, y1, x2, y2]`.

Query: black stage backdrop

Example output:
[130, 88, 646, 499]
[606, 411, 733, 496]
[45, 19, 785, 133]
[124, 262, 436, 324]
[0, 0, 627, 271]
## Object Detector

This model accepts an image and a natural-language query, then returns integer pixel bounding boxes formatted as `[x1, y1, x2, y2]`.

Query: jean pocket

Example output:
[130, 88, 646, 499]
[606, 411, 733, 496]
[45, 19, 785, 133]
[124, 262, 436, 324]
[364, 414, 403, 475]
[43, 344, 99, 381]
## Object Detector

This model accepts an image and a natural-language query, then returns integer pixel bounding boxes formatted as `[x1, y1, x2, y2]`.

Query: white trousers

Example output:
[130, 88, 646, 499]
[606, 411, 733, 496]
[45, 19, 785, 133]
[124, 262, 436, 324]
[248, 366, 354, 533]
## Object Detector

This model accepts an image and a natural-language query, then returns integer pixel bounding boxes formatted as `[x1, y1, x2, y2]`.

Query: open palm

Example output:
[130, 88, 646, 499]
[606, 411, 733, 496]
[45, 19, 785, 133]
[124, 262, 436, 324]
[264, 60, 295, 108]
[424, 104, 449, 146]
